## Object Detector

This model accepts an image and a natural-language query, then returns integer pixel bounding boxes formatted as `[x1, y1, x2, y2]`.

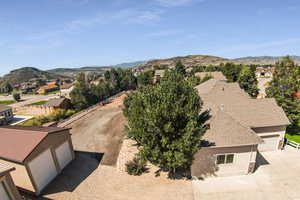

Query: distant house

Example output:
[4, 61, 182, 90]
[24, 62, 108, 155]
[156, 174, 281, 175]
[45, 98, 71, 110]
[195, 72, 227, 81]
[192, 79, 290, 178]
[0, 106, 13, 125]
[154, 70, 165, 83]
[0, 164, 22, 200]
[293, 92, 300, 100]
[0, 126, 75, 195]
[37, 82, 59, 95]
[256, 66, 274, 78]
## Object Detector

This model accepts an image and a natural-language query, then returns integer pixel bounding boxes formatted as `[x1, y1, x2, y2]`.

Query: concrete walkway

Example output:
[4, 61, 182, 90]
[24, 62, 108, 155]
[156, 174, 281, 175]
[192, 146, 300, 200]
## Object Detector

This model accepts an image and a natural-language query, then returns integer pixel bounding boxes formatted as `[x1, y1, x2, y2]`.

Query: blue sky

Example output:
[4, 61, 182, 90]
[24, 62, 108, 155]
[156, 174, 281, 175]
[1, 0, 300, 75]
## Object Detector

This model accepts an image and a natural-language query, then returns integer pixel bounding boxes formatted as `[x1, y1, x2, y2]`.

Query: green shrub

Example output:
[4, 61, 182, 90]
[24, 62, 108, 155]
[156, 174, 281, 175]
[125, 156, 147, 176]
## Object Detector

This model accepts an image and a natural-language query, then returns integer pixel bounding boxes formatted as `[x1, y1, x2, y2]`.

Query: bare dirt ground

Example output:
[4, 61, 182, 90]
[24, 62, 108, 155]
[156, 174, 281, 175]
[22, 94, 194, 200]
[68, 94, 127, 166]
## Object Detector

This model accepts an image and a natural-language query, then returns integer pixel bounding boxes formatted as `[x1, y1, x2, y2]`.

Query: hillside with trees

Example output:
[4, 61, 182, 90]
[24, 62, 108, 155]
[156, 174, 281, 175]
[0, 67, 68, 86]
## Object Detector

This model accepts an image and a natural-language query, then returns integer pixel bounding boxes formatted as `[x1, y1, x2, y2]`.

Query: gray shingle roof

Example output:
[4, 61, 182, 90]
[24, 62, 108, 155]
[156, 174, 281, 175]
[195, 79, 290, 147]
[202, 110, 263, 147]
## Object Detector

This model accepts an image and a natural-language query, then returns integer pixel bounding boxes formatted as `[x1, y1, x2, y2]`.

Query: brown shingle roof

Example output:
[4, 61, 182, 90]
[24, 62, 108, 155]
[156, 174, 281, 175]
[0, 126, 69, 163]
[45, 98, 67, 107]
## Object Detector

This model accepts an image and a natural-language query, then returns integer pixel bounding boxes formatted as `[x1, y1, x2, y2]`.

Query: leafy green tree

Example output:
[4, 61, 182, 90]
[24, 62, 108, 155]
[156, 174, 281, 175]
[12, 91, 21, 102]
[175, 60, 186, 76]
[238, 66, 259, 98]
[70, 73, 97, 110]
[0, 81, 13, 94]
[222, 63, 242, 82]
[137, 71, 153, 87]
[266, 56, 300, 124]
[123, 70, 206, 175]
[187, 75, 201, 87]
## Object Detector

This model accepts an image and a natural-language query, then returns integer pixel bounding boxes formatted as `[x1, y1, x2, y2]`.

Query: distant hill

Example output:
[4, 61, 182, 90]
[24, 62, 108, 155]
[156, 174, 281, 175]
[0, 67, 69, 86]
[233, 56, 300, 65]
[48, 61, 146, 76]
[137, 55, 229, 71]
[136, 55, 300, 71]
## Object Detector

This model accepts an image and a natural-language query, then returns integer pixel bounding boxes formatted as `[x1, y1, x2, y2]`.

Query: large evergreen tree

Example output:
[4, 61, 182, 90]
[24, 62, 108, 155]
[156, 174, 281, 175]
[238, 66, 259, 98]
[266, 56, 300, 124]
[123, 70, 206, 175]
[174, 60, 186, 76]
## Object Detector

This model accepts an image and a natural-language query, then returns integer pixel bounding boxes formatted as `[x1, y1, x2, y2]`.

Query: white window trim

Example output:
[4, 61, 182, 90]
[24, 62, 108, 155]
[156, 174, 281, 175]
[215, 153, 235, 165]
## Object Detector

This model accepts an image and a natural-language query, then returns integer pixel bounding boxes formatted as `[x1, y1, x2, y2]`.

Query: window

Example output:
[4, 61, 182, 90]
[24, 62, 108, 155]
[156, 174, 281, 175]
[216, 154, 234, 165]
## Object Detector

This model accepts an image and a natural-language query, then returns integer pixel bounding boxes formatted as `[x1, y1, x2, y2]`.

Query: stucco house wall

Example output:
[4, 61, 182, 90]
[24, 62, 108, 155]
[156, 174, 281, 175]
[191, 145, 258, 178]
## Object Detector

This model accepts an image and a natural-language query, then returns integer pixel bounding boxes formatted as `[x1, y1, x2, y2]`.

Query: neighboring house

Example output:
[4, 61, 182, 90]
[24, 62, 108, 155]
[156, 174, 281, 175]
[192, 79, 290, 178]
[154, 70, 165, 83]
[0, 164, 21, 200]
[37, 82, 59, 95]
[292, 92, 300, 100]
[45, 98, 71, 110]
[195, 72, 227, 81]
[0, 106, 13, 125]
[0, 126, 75, 195]
[60, 83, 74, 98]
[256, 66, 274, 78]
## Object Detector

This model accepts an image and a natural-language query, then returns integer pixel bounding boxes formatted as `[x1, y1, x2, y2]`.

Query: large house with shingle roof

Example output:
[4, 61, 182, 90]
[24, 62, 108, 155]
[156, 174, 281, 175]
[191, 78, 290, 178]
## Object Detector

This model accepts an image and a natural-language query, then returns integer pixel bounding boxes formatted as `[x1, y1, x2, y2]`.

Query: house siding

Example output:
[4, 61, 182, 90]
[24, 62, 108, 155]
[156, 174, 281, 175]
[191, 145, 258, 178]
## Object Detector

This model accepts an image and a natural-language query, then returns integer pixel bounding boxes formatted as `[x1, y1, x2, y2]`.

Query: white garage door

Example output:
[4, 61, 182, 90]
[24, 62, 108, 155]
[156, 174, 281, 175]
[55, 141, 73, 170]
[258, 135, 279, 152]
[0, 182, 11, 200]
[28, 149, 58, 194]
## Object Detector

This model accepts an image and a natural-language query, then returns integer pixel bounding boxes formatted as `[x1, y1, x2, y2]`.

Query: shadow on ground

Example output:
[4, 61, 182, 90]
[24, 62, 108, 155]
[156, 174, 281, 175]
[255, 152, 270, 171]
[41, 151, 103, 196]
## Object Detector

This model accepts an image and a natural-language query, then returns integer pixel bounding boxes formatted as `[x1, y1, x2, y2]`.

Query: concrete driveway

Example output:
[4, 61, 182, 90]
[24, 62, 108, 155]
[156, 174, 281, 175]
[192, 146, 300, 200]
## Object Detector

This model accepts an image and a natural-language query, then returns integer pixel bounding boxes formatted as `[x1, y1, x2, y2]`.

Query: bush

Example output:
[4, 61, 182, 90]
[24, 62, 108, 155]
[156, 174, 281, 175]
[12, 91, 21, 102]
[125, 156, 147, 176]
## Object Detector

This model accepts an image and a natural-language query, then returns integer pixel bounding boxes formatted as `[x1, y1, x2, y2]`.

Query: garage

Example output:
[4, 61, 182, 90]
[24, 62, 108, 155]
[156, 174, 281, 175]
[28, 149, 58, 193]
[258, 135, 280, 152]
[55, 141, 73, 169]
[0, 126, 74, 195]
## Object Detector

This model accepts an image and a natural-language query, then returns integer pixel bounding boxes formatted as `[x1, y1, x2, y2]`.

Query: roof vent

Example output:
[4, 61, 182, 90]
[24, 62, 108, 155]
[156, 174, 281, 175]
[222, 87, 224, 91]
[220, 104, 225, 111]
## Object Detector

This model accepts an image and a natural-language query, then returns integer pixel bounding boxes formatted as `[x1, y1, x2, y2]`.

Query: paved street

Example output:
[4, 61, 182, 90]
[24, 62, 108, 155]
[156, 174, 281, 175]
[192, 146, 300, 200]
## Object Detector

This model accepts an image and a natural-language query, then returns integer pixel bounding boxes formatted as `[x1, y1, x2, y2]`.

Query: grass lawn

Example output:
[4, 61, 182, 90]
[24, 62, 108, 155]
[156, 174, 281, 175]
[0, 100, 15, 105]
[285, 122, 300, 143]
[29, 100, 47, 106]
[45, 90, 60, 95]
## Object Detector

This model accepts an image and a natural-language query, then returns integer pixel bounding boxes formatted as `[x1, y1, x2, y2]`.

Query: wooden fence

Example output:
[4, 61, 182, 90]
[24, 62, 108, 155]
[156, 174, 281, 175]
[287, 140, 300, 149]
[58, 91, 127, 127]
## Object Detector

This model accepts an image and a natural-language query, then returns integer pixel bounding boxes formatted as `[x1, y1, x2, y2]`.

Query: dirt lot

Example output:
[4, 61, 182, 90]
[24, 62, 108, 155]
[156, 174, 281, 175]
[68, 94, 127, 166]
[21, 94, 194, 200]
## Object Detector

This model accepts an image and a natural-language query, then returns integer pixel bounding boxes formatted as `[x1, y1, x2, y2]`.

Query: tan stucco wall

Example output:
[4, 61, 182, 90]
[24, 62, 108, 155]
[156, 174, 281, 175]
[0, 160, 34, 192]
[252, 126, 287, 150]
[192, 145, 258, 178]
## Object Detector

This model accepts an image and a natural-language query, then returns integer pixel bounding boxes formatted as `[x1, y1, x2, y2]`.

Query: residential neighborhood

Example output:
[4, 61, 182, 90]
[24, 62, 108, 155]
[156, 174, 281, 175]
[1, 1, 300, 200]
